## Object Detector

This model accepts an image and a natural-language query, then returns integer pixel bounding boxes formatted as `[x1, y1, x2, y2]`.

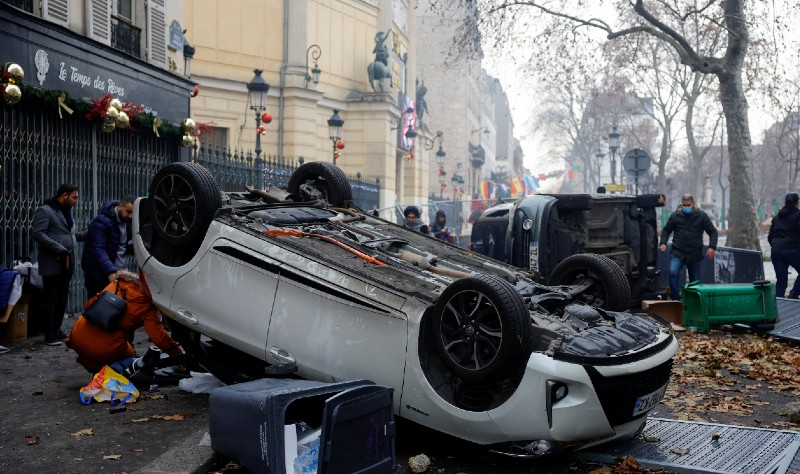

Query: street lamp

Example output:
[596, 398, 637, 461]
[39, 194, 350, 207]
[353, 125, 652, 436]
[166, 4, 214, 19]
[608, 126, 621, 184]
[327, 109, 344, 165]
[247, 69, 270, 188]
[595, 147, 606, 190]
[305, 44, 322, 88]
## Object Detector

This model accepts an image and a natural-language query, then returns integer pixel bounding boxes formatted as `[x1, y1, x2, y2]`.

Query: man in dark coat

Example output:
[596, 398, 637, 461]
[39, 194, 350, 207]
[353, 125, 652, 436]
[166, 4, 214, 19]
[659, 193, 718, 300]
[81, 196, 134, 298]
[768, 193, 800, 298]
[32, 183, 86, 345]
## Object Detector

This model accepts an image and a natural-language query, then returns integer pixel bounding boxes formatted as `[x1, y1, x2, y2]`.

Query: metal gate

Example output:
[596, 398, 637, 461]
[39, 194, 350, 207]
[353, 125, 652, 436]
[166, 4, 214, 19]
[1, 103, 180, 313]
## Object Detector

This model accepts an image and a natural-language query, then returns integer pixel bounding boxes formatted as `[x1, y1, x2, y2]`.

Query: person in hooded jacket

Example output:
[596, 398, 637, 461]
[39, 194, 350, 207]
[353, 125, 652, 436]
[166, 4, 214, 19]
[768, 193, 800, 298]
[403, 206, 429, 234]
[81, 196, 135, 298]
[66, 270, 183, 376]
[659, 193, 718, 300]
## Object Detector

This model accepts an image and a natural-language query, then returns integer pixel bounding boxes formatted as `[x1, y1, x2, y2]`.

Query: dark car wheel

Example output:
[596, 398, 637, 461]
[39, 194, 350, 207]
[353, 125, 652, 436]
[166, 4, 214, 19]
[547, 254, 631, 311]
[432, 274, 532, 383]
[287, 161, 352, 207]
[148, 162, 222, 247]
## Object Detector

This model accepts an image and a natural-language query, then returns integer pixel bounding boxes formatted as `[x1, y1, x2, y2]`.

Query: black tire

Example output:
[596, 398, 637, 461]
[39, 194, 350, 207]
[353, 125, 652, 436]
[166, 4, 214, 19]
[287, 161, 352, 207]
[432, 274, 532, 383]
[547, 254, 631, 311]
[148, 162, 221, 247]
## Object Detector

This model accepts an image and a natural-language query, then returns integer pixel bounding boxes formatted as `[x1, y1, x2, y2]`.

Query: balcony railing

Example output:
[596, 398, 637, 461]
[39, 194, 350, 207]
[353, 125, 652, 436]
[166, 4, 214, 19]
[2, 0, 33, 12]
[111, 16, 141, 58]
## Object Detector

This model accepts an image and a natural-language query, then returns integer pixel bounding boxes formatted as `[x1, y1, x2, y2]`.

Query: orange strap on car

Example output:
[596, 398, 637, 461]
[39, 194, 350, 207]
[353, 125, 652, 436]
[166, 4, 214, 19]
[264, 229, 386, 266]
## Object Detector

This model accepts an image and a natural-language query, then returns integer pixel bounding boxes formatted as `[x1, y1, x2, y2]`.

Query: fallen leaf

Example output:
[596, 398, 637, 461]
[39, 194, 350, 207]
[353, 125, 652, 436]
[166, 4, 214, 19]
[26, 435, 40, 445]
[131, 417, 150, 423]
[643, 436, 661, 442]
[70, 428, 95, 437]
[162, 414, 185, 421]
[102, 454, 122, 460]
[144, 393, 166, 400]
[671, 448, 690, 455]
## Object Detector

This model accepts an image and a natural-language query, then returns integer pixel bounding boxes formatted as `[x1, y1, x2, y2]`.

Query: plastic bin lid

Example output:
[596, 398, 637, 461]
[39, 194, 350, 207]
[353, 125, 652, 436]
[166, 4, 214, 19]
[319, 384, 395, 474]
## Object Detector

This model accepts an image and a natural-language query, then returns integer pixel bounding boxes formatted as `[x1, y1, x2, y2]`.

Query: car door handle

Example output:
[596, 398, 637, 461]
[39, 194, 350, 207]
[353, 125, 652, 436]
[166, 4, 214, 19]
[175, 308, 198, 325]
[268, 346, 296, 365]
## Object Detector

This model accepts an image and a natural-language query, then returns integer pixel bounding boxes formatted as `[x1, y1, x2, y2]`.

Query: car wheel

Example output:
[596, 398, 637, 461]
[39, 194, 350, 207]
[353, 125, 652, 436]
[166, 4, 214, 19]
[547, 254, 631, 311]
[148, 162, 221, 247]
[287, 161, 352, 207]
[432, 274, 532, 383]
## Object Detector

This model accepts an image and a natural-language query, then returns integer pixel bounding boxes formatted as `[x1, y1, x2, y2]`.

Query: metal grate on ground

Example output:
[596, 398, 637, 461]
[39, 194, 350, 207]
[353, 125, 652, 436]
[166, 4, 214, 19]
[580, 418, 800, 474]
[772, 298, 800, 343]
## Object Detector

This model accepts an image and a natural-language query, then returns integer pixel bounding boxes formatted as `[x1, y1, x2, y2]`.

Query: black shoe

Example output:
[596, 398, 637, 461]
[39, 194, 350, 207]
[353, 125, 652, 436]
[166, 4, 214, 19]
[141, 346, 163, 366]
[123, 358, 144, 378]
[43, 336, 62, 346]
[57, 329, 68, 341]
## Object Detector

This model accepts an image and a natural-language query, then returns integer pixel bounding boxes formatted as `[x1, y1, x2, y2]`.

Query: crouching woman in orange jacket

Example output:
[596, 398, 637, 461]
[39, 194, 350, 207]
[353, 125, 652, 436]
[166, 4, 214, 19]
[67, 269, 183, 375]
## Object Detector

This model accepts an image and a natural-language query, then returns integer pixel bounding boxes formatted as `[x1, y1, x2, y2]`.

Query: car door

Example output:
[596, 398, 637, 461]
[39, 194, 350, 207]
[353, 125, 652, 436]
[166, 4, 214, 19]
[267, 262, 407, 389]
[170, 238, 280, 359]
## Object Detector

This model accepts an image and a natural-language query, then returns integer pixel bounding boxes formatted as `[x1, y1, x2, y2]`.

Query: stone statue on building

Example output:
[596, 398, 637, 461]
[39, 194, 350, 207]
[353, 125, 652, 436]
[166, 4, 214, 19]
[368, 29, 392, 91]
[373, 29, 391, 67]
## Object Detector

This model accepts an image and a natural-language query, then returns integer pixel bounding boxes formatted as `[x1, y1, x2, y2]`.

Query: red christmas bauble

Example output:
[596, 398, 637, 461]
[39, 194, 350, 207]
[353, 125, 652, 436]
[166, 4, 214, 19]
[261, 113, 273, 124]
[257, 127, 265, 134]
[336, 140, 345, 150]
[191, 85, 200, 97]
[409, 151, 415, 158]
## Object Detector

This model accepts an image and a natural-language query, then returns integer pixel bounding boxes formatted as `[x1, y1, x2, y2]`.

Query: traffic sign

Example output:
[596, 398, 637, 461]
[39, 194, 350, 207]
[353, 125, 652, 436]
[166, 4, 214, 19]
[623, 148, 652, 178]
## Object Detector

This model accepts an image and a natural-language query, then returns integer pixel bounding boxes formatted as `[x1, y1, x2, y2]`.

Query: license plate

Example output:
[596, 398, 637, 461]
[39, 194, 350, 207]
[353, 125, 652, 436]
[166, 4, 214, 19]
[632, 383, 668, 416]
[529, 241, 539, 273]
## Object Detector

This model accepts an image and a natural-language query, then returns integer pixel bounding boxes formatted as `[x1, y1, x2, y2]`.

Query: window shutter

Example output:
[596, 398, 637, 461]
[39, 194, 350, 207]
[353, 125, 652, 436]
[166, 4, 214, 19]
[86, 0, 111, 45]
[146, 0, 167, 68]
[42, 0, 70, 27]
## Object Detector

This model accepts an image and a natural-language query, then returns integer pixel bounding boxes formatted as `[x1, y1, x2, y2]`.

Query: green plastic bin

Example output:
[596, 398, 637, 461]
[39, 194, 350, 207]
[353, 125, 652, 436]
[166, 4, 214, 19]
[681, 281, 777, 333]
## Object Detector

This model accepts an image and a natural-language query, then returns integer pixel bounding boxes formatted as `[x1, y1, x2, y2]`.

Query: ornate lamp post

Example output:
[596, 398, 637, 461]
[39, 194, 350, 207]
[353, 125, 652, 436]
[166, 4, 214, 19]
[327, 109, 344, 165]
[246, 69, 270, 189]
[305, 44, 322, 87]
[608, 126, 621, 184]
[427, 132, 446, 198]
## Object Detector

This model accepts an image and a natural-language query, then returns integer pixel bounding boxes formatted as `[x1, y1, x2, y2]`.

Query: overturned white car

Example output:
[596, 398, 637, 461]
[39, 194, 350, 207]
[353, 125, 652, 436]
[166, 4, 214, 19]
[133, 161, 677, 456]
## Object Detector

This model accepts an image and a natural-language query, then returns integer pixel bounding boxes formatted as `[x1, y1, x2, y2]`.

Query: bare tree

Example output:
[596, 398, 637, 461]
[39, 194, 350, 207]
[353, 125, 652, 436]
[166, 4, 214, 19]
[441, 0, 766, 249]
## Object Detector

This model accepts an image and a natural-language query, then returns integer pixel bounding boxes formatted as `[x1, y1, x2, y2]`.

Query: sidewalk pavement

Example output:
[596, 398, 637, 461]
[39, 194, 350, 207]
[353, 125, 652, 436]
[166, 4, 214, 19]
[0, 315, 216, 474]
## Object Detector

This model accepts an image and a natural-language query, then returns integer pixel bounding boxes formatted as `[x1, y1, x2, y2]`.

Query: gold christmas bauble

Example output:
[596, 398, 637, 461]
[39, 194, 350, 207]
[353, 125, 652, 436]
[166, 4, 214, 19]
[2, 84, 21, 105]
[101, 122, 116, 133]
[181, 118, 196, 133]
[181, 134, 196, 147]
[116, 111, 130, 128]
[3, 63, 24, 84]
[106, 106, 120, 120]
[109, 98, 123, 110]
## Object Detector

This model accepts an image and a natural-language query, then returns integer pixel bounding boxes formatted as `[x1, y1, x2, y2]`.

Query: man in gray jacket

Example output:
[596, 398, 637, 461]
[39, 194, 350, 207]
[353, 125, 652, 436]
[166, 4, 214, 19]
[32, 184, 86, 345]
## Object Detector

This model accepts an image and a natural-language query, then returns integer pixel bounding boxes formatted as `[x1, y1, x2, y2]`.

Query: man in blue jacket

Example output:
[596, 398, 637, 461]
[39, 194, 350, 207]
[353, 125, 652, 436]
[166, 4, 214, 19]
[32, 184, 86, 345]
[659, 194, 718, 300]
[768, 192, 800, 298]
[81, 196, 134, 298]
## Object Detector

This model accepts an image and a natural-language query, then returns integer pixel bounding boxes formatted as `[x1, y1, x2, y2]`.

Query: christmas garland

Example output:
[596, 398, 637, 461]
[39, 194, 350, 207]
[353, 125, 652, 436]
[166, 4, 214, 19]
[16, 83, 203, 139]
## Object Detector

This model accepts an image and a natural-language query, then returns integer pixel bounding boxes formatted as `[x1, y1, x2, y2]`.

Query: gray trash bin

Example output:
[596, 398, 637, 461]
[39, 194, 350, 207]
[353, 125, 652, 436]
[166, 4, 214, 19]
[209, 378, 395, 473]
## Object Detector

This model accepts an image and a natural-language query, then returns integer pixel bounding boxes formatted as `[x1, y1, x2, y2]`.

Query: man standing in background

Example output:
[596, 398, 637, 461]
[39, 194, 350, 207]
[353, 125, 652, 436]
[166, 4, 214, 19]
[768, 192, 800, 298]
[32, 184, 86, 345]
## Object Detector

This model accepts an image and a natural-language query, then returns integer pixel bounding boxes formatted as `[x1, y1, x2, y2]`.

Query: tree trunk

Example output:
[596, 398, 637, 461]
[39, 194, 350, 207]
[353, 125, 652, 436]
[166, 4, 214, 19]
[719, 75, 760, 250]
